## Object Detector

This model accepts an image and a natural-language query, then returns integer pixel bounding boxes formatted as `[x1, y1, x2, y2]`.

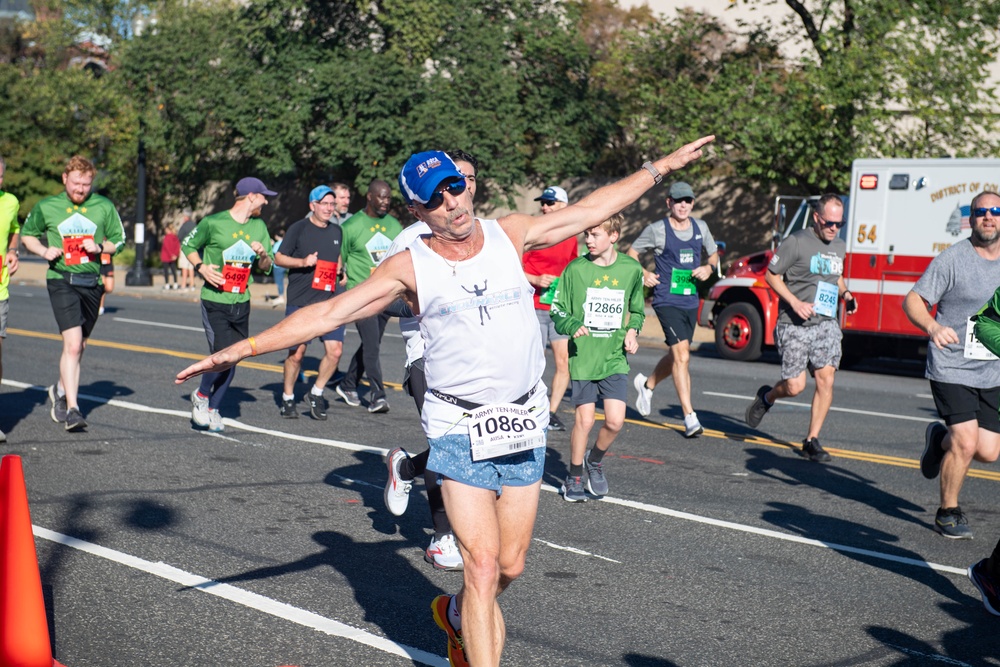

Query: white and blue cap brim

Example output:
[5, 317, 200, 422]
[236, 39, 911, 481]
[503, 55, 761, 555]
[399, 151, 465, 205]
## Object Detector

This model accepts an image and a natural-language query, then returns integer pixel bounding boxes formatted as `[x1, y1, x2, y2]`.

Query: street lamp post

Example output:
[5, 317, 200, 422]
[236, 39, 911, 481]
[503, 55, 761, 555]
[125, 134, 152, 286]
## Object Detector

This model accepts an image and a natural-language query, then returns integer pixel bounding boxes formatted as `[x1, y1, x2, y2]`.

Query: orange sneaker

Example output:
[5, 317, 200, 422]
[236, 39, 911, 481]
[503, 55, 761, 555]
[431, 594, 469, 667]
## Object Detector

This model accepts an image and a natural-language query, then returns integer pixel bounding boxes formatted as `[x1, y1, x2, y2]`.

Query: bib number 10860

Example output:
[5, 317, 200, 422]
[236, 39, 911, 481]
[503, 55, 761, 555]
[468, 403, 544, 461]
[471, 414, 538, 438]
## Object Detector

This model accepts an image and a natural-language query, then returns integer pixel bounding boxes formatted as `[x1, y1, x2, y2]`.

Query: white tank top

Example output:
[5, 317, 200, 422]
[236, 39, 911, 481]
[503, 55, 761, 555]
[411, 218, 548, 437]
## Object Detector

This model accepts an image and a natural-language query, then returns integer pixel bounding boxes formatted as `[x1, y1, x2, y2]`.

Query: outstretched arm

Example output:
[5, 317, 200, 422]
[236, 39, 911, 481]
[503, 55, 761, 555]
[176, 252, 414, 382]
[502, 135, 715, 253]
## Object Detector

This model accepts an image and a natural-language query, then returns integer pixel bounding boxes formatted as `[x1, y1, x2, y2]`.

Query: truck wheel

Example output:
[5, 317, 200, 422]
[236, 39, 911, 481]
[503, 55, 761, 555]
[715, 303, 763, 362]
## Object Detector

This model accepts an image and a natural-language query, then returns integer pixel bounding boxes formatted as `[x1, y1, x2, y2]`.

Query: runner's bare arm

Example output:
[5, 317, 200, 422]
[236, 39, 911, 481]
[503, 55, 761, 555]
[502, 135, 714, 253]
[175, 252, 415, 382]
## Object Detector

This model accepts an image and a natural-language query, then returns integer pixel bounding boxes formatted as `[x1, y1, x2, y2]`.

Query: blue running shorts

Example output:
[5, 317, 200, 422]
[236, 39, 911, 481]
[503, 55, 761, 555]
[427, 433, 546, 493]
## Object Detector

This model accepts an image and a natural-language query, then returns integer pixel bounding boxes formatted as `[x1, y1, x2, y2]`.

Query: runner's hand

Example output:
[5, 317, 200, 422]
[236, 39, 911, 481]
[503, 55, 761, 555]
[692, 265, 713, 281]
[624, 329, 639, 354]
[572, 326, 589, 339]
[5, 250, 18, 275]
[642, 270, 660, 288]
[43, 246, 63, 261]
[176, 347, 242, 383]
[304, 252, 318, 267]
[250, 241, 267, 258]
[791, 298, 814, 321]
[82, 238, 101, 254]
[927, 322, 960, 350]
[201, 263, 225, 288]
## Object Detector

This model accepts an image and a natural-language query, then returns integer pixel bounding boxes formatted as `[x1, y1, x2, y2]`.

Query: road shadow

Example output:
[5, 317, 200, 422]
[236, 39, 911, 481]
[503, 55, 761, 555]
[195, 529, 449, 653]
[761, 501, 965, 604]
[862, 603, 1000, 666]
[0, 384, 47, 439]
[746, 448, 930, 530]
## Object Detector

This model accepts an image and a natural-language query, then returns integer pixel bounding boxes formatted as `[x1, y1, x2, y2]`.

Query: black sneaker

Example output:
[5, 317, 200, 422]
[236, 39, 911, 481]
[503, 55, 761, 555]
[308, 393, 328, 420]
[48, 384, 68, 423]
[801, 437, 831, 462]
[745, 385, 772, 428]
[921, 422, 947, 480]
[968, 558, 1000, 616]
[935, 506, 973, 540]
[64, 407, 87, 432]
[548, 412, 566, 432]
[280, 398, 298, 419]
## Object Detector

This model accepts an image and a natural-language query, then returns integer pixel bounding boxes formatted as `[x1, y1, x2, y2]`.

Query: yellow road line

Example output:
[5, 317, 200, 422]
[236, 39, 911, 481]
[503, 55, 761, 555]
[12, 327, 1000, 480]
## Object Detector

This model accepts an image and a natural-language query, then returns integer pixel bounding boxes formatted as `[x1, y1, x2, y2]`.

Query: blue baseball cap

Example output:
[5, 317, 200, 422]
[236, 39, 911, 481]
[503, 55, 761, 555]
[235, 177, 277, 197]
[399, 151, 465, 205]
[309, 185, 334, 202]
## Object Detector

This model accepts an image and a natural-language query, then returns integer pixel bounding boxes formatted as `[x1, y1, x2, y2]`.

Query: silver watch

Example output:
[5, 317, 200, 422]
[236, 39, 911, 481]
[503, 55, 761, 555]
[642, 161, 662, 185]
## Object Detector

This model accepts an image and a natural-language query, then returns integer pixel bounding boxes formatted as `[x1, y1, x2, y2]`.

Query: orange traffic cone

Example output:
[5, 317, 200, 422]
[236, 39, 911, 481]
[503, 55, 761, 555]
[0, 455, 53, 667]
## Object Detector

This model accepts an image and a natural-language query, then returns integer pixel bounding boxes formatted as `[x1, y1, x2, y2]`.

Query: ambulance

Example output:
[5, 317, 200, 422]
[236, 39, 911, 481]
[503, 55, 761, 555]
[698, 158, 1000, 362]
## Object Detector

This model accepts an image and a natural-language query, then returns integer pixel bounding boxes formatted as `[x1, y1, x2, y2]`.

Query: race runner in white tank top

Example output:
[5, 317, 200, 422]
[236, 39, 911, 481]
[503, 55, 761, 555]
[411, 218, 549, 438]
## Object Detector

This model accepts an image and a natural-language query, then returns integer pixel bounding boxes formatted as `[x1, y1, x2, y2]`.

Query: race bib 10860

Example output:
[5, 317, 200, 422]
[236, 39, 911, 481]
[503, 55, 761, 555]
[468, 403, 544, 461]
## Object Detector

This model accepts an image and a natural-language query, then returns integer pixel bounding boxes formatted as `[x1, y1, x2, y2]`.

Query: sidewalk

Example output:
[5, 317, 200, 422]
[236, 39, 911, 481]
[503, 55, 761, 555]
[10, 258, 714, 349]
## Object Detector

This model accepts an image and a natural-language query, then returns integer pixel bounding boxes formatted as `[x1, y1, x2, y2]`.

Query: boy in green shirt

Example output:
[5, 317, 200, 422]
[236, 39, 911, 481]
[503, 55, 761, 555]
[550, 214, 645, 501]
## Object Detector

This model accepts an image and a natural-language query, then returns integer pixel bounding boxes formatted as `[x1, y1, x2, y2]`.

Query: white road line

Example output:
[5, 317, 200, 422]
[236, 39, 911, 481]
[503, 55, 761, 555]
[533, 539, 621, 563]
[113, 317, 204, 332]
[704, 391, 937, 423]
[32, 526, 448, 667]
[9, 380, 969, 579]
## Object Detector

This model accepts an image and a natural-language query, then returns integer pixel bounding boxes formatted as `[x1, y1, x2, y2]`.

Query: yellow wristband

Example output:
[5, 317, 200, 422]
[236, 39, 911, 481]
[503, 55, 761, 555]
[248, 336, 258, 357]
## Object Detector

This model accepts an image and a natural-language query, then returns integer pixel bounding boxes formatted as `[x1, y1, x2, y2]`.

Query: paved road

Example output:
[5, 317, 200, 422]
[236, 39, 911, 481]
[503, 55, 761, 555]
[2, 282, 998, 667]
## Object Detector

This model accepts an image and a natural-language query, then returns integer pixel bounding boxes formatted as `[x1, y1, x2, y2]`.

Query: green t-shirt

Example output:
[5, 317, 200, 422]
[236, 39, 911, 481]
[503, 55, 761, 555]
[340, 211, 402, 289]
[0, 191, 20, 300]
[180, 210, 273, 304]
[21, 191, 125, 282]
[550, 252, 646, 381]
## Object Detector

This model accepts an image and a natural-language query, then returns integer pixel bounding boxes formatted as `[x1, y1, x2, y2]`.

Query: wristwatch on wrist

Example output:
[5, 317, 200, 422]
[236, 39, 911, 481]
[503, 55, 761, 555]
[642, 161, 662, 185]
[194, 262, 203, 273]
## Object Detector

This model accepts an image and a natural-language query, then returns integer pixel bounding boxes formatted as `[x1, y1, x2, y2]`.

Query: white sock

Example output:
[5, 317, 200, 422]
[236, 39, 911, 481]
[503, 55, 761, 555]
[282, 393, 295, 401]
[310, 386, 324, 397]
[57, 385, 66, 399]
[448, 595, 462, 630]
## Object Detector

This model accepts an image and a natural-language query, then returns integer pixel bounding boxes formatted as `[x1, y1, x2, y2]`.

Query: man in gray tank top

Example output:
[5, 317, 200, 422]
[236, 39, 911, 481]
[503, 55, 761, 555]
[176, 135, 715, 667]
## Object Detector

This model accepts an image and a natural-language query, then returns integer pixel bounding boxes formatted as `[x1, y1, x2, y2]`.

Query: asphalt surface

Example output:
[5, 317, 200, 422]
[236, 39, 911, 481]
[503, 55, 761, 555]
[2, 276, 999, 667]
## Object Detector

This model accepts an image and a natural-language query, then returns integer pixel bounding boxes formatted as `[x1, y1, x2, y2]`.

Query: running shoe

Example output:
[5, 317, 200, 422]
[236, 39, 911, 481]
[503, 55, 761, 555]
[64, 408, 87, 432]
[431, 595, 469, 667]
[280, 398, 298, 419]
[801, 437, 831, 462]
[548, 412, 566, 432]
[921, 422, 947, 480]
[48, 384, 68, 423]
[585, 453, 608, 496]
[935, 507, 973, 540]
[968, 558, 1000, 616]
[745, 385, 772, 428]
[207, 409, 225, 433]
[425, 533, 464, 571]
[561, 475, 587, 502]
[384, 448, 412, 516]
[368, 397, 390, 414]
[190, 389, 210, 427]
[634, 372, 653, 417]
[684, 412, 704, 438]
[336, 385, 361, 407]
[307, 393, 328, 420]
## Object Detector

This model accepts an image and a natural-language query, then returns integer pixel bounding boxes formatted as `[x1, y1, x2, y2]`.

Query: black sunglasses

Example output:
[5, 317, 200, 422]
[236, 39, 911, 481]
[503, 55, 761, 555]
[539, 200, 559, 206]
[974, 207, 1000, 217]
[816, 213, 846, 229]
[671, 197, 694, 204]
[424, 179, 467, 211]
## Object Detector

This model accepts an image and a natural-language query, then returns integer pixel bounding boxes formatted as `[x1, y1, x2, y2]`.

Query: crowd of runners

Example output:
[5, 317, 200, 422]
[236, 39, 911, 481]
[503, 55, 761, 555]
[3, 143, 1000, 665]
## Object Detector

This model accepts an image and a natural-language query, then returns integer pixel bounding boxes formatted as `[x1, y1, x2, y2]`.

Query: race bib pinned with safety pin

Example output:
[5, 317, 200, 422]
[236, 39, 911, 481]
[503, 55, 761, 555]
[468, 403, 544, 461]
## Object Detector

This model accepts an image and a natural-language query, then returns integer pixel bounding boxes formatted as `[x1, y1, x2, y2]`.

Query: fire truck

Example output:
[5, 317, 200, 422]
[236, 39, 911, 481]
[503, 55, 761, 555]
[698, 158, 1000, 362]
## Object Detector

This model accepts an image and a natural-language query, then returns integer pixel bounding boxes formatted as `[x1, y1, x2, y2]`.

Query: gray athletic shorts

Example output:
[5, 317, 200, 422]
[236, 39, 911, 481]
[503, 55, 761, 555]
[572, 373, 628, 406]
[0, 298, 8, 338]
[537, 309, 568, 348]
[427, 433, 545, 494]
[775, 319, 842, 379]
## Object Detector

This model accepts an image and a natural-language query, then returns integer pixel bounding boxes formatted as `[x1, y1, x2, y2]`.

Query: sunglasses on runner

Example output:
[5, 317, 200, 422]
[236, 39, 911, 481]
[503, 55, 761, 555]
[816, 214, 846, 229]
[973, 207, 1000, 217]
[671, 197, 694, 204]
[424, 178, 467, 211]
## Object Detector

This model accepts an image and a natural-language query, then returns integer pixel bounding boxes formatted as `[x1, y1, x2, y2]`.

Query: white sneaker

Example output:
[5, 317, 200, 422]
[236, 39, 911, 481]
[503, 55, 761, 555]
[384, 448, 412, 516]
[271, 296, 285, 307]
[207, 409, 225, 432]
[684, 411, 704, 438]
[634, 373, 653, 417]
[191, 390, 210, 427]
[425, 533, 464, 571]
